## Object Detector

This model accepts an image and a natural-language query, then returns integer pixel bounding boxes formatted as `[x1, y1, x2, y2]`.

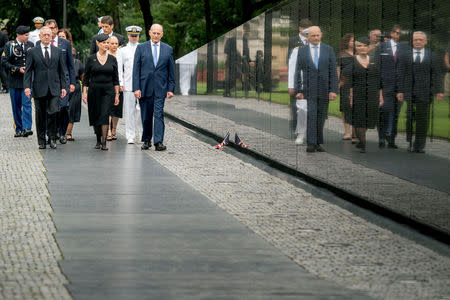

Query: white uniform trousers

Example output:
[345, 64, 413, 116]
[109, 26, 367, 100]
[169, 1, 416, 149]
[124, 91, 142, 141]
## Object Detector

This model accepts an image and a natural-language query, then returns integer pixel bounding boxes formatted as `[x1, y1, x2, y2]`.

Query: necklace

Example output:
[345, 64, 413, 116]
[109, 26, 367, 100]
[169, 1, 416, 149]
[97, 52, 107, 64]
[357, 55, 369, 66]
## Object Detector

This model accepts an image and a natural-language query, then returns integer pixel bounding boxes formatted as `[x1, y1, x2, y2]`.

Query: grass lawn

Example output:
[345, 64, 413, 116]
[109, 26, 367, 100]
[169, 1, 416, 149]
[195, 82, 449, 140]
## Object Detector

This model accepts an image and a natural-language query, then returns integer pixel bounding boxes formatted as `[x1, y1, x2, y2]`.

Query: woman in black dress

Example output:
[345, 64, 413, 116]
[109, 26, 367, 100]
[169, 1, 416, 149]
[65, 47, 84, 141]
[337, 33, 354, 141]
[82, 34, 119, 150]
[345, 37, 383, 153]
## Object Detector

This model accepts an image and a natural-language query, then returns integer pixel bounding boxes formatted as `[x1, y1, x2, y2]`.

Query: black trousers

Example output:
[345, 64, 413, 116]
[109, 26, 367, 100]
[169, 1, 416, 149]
[35, 92, 59, 145]
[406, 97, 430, 151]
[0, 65, 7, 90]
[57, 106, 69, 137]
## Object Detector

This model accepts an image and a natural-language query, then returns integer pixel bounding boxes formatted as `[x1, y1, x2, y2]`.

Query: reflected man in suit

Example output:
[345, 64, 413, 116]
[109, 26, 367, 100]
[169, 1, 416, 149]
[223, 31, 237, 97]
[397, 31, 444, 153]
[133, 24, 175, 151]
[24, 26, 68, 149]
[288, 18, 312, 141]
[377, 24, 407, 148]
[295, 26, 338, 153]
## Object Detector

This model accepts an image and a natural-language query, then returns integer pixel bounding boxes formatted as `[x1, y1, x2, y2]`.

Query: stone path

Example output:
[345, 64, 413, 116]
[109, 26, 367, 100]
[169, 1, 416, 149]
[1, 92, 450, 299]
[0, 94, 72, 299]
[117, 120, 450, 300]
[164, 95, 450, 234]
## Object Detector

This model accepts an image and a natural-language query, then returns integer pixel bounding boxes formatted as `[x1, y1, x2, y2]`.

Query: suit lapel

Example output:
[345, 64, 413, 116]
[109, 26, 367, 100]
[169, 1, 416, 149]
[50, 45, 58, 67]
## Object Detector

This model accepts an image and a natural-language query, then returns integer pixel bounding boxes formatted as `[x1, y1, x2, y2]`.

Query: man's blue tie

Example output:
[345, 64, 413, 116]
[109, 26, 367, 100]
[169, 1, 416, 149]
[153, 43, 158, 66]
[313, 45, 318, 69]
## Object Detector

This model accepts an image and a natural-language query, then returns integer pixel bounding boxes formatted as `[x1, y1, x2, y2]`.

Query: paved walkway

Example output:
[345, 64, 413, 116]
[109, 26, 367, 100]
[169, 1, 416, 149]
[1, 93, 450, 299]
[165, 95, 450, 234]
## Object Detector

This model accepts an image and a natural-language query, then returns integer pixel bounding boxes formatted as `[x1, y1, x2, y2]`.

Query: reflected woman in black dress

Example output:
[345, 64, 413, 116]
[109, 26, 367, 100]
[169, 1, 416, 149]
[345, 37, 383, 153]
[337, 33, 354, 141]
[82, 34, 119, 150]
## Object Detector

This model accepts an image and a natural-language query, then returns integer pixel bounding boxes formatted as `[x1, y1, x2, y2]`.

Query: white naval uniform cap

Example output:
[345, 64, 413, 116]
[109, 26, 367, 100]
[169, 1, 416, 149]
[126, 26, 142, 36]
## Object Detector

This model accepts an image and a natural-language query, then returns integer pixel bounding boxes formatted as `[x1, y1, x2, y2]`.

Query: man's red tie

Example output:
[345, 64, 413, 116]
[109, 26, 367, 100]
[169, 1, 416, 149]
[51, 39, 54, 46]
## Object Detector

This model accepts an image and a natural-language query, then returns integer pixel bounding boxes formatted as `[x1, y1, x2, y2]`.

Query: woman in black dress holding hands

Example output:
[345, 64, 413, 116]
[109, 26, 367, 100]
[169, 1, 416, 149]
[82, 34, 119, 150]
[345, 37, 383, 153]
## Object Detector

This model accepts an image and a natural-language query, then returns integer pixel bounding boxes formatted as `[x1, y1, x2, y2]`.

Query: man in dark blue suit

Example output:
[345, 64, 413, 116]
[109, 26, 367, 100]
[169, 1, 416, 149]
[40, 19, 75, 144]
[377, 24, 408, 148]
[133, 24, 175, 151]
[295, 26, 338, 152]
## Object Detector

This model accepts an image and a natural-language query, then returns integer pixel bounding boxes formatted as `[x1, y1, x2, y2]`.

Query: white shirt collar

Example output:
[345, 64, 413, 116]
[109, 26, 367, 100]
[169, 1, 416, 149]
[152, 41, 161, 47]
[390, 39, 397, 48]
[309, 43, 320, 50]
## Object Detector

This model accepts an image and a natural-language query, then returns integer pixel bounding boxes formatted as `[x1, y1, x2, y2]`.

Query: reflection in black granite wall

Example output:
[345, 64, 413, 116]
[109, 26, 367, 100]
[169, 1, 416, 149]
[173, 0, 450, 236]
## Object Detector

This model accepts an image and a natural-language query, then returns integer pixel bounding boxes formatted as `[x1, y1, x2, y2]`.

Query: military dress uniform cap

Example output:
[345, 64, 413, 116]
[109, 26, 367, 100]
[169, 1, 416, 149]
[32, 17, 44, 24]
[126, 26, 142, 36]
[16, 26, 30, 35]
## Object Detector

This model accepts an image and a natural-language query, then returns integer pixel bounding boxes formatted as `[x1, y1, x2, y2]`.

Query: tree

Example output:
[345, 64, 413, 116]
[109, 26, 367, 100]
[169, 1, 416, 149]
[138, 0, 153, 40]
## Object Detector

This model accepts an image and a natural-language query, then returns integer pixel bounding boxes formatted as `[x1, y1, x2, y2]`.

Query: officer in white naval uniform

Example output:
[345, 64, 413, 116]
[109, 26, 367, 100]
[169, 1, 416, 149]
[28, 17, 44, 45]
[117, 25, 143, 144]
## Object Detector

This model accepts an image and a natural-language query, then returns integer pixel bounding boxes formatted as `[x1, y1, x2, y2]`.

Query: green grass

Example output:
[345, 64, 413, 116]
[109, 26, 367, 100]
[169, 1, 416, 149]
[328, 96, 449, 139]
[194, 83, 449, 139]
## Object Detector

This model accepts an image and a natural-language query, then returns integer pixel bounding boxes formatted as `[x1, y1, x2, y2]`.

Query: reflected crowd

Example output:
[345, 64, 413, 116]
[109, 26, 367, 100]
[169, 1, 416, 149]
[178, 13, 448, 155]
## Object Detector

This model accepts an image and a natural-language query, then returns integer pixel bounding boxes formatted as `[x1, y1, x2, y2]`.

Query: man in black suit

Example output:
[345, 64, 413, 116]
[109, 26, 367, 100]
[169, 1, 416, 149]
[42, 19, 75, 144]
[295, 26, 339, 152]
[24, 26, 68, 149]
[90, 15, 124, 55]
[397, 31, 444, 153]
[0, 29, 9, 92]
[377, 24, 408, 148]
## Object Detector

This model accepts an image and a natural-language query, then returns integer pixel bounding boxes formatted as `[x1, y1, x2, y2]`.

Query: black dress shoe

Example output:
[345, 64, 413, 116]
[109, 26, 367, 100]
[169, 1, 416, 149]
[315, 145, 326, 152]
[378, 140, 385, 148]
[388, 143, 398, 149]
[50, 139, 57, 149]
[59, 136, 67, 144]
[94, 143, 101, 149]
[14, 131, 23, 137]
[101, 143, 108, 151]
[141, 141, 151, 150]
[155, 142, 167, 151]
[23, 130, 33, 137]
[306, 144, 316, 152]
[39, 144, 46, 149]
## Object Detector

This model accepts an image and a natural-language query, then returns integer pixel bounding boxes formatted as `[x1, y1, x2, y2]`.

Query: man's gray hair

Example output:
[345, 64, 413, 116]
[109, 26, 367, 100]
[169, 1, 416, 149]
[413, 31, 428, 40]
[40, 26, 51, 33]
[150, 24, 163, 32]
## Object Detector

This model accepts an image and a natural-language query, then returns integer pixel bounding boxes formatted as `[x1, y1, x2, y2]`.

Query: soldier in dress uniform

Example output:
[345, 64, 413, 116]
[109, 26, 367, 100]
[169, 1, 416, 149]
[1, 26, 34, 137]
[28, 17, 44, 45]
[117, 25, 143, 144]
